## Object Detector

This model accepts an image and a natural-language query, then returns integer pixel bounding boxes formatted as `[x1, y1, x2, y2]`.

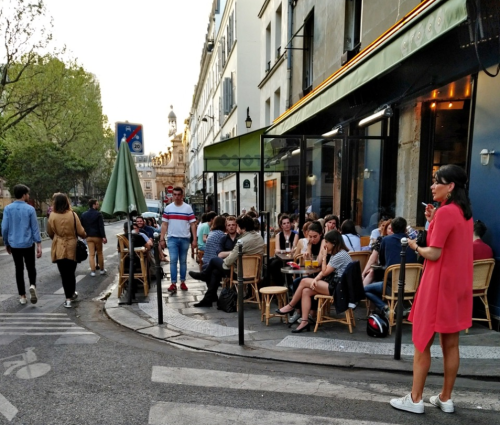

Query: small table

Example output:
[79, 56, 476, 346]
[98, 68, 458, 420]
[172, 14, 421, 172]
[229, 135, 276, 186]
[280, 266, 321, 275]
[275, 251, 294, 261]
[259, 286, 289, 326]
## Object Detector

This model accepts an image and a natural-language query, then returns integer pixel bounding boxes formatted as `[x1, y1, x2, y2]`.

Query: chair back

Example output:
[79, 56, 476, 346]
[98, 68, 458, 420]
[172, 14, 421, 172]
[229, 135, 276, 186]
[269, 239, 276, 257]
[384, 263, 423, 296]
[472, 259, 495, 291]
[241, 254, 261, 280]
[348, 251, 370, 272]
[360, 236, 370, 247]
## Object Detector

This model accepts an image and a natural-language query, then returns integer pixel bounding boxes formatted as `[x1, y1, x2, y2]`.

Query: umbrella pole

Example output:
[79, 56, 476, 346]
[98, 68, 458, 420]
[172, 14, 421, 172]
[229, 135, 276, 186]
[128, 214, 135, 305]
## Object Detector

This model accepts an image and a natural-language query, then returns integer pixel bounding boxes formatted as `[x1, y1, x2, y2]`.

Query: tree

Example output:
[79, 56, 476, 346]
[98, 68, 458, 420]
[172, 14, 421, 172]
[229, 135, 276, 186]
[0, 0, 56, 136]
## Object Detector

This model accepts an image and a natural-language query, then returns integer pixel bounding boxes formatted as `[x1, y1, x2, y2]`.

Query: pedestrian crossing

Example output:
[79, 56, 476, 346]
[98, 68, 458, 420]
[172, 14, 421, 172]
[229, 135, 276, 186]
[148, 366, 500, 424]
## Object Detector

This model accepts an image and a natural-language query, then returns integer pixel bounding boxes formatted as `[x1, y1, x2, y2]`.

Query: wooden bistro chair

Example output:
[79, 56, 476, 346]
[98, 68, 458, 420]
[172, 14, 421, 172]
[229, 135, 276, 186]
[117, 234, 149, 298]
[381, 263, 423, 334]
[360, 236, 371, 247]
[467, 258, 495, 333]
[229, 254, 262, 310]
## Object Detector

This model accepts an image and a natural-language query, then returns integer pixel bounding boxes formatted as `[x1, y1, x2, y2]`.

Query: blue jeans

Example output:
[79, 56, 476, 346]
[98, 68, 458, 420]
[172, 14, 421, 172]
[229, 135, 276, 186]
[364, 281, 390, 311]
[167, 237, 190, 283]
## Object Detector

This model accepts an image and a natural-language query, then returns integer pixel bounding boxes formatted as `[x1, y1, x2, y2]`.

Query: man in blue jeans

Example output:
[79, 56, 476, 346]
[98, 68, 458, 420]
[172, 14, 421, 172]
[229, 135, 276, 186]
[159, 187, 197, 293]
[1, 184, 42, 304]
[364, 217, 417, 316]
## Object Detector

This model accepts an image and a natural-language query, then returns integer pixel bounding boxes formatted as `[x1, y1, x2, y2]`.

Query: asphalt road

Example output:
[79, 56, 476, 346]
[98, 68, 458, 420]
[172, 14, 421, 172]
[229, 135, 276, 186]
[0, 221, 499, 424]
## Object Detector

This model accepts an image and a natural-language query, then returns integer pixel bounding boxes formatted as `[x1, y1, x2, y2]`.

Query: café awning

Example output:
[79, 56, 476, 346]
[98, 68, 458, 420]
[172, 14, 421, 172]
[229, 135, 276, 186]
[203, 127, 267, 172]
[266, 0, 469, 135]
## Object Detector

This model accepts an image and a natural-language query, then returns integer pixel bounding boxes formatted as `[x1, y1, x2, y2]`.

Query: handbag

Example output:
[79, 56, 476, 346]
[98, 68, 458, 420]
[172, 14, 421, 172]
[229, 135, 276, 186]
[217, 287, 237, 313]
[416, 229, 427, 248]
[73, 213, 88, 263]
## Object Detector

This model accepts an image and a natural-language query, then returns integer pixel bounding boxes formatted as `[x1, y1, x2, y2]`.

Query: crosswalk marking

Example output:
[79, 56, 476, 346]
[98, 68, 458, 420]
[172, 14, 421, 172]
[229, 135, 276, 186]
[0, 313, 66, 316]
[149, 402, 398, 425]
[151, 367, 500, 412]
[0, 392, 18, 422]
[53, 275, 85, 294]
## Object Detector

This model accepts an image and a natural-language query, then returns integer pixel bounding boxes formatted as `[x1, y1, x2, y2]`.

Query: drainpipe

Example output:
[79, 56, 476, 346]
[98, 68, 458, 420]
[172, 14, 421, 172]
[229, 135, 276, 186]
[287, 0, 295, 109]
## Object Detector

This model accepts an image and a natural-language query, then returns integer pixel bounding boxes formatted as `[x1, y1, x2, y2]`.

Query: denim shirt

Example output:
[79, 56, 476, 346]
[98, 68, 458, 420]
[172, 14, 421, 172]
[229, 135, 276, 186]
[1, 200, 41, 248]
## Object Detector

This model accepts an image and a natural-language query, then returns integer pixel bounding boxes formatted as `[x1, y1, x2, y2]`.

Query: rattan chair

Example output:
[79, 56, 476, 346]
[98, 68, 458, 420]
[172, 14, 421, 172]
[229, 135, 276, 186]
[229, 254, 262, 309]
[117, 234, 149, 297]
[467, 258, 495, 332]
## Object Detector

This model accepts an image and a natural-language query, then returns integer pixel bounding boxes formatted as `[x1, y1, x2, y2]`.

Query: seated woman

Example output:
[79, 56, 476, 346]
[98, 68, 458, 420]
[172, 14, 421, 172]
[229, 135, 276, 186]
[341, 219, 361, 252]
[269, 214, 299, 285]
[276, 230, 352, 333]
[201, 216, 226, 271]
[362, 220, 392, 286]
[293, 221, 312, 258]
[323, 214, 340, 233]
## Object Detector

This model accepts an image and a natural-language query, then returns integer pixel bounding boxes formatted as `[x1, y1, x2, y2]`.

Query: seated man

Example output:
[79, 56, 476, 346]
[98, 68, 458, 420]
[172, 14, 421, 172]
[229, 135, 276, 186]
[218, 215, 238, 259]
[189, 214, 264, 307]
[119, 222, 153, 271]
[473, 220, 493, 260]
[364, 217, 417, 316]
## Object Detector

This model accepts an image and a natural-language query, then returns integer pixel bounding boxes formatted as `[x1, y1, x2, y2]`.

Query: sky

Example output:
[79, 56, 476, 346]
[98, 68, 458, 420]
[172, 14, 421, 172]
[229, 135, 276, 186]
[42, 0, 213, 155]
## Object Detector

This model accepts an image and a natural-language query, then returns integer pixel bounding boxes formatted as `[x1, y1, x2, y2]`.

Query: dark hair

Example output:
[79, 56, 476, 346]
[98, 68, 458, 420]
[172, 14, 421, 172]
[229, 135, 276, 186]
[324, 214, 340, 229]
[278, 214, 291, 228]
[340, 219, 358, 236]
[124, 221, 138, 233]
[206, 211, 217, 222]
[434, 164, 472, 220]
[211, 216, 226, 231]
[308, 212, 319, 221]
[246, 210, 257, 218]
[324, 230, 349, 255]
[52, 193, 71, 214]
[302, 221, 312, 233]
[13, 184, 30, 199]
[236, 214, 255, 231]
[135, 216, 145, 222]
[308, 221, 323, 235]
[253, 218, 261, 231]
[173, 186, 184, 195]
[200, 213, 208, 223]
[290, 213, 298, 222]
[474, 220, 487, 238]
[391, 217, 407, 234]
[88, 198, 97, 209]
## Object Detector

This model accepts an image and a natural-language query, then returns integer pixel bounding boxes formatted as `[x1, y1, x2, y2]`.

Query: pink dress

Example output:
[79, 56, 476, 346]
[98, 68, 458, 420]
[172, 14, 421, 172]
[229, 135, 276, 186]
[409, 203, 473, 353]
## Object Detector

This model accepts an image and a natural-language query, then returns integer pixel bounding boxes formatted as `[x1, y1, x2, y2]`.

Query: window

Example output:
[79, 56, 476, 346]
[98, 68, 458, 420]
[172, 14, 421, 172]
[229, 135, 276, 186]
[303, 11, 314, 95]
[221, 36, 226, 68]
[275, 4, 282, 59]
[145, 181, 151, 189]
[265, 23, 272, 72]
[223, 75, 234, 115]
[274, 88, 281, 120]
[225, 192, 230, 213]
[265, 98, 271, 126]
[231, 190, 236, 214]
[227, 11, 235, 52]
[344, 0, 362, 54]
[147, 171, 152, 177]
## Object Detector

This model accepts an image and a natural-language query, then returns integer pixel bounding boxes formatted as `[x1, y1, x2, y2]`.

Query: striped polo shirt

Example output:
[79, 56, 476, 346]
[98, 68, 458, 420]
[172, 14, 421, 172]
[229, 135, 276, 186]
[162, 202, 196, 238]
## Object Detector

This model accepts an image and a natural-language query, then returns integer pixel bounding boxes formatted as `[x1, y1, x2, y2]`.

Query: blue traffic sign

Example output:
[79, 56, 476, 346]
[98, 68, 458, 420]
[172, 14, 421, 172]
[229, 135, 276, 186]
[115, 122, 144, 154]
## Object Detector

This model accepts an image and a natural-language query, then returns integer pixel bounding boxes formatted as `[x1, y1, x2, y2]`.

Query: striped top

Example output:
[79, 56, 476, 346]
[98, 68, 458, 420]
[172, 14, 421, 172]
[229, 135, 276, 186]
[162, 202, 196, 238]
[202, 230, 226, 269]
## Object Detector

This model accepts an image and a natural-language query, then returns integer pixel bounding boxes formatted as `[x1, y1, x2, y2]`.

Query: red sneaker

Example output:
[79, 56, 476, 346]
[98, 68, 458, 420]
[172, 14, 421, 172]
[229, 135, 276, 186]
[168, 283, 177, 293]
[180, 282, 188, 291]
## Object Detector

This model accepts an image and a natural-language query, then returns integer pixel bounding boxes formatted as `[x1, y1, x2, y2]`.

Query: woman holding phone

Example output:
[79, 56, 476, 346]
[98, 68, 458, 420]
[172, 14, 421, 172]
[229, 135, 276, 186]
[390, 165, 473, 414]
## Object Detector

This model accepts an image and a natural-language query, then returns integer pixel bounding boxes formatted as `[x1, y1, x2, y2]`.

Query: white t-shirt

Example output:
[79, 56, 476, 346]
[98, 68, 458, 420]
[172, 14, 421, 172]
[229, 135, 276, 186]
[342, 234, 361, 252]
[162, 202, 196, 238]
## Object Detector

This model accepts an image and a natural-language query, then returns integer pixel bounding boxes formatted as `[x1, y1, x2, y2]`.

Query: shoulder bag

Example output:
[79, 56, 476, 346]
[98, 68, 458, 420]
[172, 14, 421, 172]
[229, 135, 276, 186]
[73, 213, 88, 263]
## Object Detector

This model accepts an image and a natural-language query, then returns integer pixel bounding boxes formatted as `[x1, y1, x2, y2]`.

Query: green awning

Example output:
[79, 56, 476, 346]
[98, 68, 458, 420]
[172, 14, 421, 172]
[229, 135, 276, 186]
[266, 0, 468, 135]
[203, 127, 267, 172]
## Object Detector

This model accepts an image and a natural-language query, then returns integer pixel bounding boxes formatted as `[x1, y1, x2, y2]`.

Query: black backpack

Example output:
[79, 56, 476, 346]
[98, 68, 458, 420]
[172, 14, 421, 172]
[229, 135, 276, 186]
[217, 287, 237, 313]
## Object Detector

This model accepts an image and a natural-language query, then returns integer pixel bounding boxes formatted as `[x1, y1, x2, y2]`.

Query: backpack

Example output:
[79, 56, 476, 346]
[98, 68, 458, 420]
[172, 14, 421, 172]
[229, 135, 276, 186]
[217, 287, 237, 313]
[367, 313, 389, 338]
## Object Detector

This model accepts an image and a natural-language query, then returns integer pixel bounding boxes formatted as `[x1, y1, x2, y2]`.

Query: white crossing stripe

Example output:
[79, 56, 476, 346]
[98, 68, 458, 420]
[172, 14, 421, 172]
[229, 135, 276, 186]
[151, 367, 500, 412]
[0, 392, 18, 422]
[149, 402, 397, 425]
[0, 313, 94, 337]
[54, 275, 85, 294]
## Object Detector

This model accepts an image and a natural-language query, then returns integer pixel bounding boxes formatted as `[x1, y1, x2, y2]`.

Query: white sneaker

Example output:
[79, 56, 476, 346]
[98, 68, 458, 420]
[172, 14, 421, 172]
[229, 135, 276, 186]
[289, 311, 301, 324]
[63, 300, 72, 308]
[19, 297, 27, 305]
[390, 393, 424, 414]
[100, 269, 107, 275]
[90, 271, 96, 277]
[430, 394, 454, 413]
[29, 285, 38, 304]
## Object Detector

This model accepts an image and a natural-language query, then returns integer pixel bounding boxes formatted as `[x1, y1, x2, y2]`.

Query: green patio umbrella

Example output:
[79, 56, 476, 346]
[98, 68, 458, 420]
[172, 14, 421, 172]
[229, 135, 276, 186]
[101, 142, 148, 304]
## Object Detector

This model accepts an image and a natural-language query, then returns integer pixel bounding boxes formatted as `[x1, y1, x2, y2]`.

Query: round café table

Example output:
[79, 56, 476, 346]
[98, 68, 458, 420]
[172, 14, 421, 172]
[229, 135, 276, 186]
[280, 266, 321, 275]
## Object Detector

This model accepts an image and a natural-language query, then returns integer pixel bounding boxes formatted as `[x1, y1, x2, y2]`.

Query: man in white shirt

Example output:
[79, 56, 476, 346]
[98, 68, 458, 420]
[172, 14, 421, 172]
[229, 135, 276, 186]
[160, 187, 197, 293]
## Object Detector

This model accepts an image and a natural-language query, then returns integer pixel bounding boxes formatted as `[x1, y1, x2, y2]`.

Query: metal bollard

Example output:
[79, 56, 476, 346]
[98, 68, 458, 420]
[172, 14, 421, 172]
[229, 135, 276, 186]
[153, 233, 164, 325]
[394, 237, 408, 360]
[237, 240, 244, 346]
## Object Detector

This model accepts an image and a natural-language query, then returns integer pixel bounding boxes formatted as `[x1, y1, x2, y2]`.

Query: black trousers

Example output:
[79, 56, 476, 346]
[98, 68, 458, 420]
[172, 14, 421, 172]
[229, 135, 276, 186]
[201, 257, 229, 302]
[11, 245, 37, 296]
[56, 259, 77, 299]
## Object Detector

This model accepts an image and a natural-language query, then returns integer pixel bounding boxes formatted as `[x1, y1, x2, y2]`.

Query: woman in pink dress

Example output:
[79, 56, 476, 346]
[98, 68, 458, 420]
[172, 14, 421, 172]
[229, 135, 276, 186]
[390, 165, 473, 415]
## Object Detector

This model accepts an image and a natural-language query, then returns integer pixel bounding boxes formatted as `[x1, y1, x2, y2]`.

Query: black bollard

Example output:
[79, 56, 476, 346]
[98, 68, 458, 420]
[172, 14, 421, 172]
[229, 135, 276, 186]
[153, 233, 164, 325]
[394, 237, 408, 360]
[237, 240, 244, 346]
[127, 217, 135, 305]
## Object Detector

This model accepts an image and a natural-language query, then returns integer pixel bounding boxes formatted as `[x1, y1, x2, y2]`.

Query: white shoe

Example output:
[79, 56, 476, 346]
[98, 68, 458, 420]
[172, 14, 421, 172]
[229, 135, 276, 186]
[63, 300, 72, 308]
[90, 271, 96, 277]
[430, 394, 454, 413]
[29, 285, 38, 304]
[289, 311, 301, 324]
[389, 393, 424, 414]
[19, 297, 27, 305]
[100, 269, 107, 275]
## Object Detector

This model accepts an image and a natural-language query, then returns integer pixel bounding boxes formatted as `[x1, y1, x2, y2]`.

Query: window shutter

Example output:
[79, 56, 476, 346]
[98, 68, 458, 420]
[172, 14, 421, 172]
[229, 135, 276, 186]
[221, 37, 226, 67]
[231, 72, 236, 108]
[218, 44, 222, 76]
[219, 95, 223, 125]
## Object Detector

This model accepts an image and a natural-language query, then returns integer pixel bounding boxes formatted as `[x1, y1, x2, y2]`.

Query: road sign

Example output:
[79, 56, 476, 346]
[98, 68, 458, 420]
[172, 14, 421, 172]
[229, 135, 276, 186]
[167, 186, 174, 193]
[115, 122, 144, 154]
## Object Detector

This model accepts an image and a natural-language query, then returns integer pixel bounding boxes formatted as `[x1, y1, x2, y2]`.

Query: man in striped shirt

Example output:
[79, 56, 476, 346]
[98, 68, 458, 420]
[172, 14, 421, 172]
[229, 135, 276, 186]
[160, 187, 197, 293]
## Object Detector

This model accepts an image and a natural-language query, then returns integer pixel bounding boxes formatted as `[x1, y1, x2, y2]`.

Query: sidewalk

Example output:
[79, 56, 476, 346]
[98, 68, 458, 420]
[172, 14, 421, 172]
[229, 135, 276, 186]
[105, 255, 500, 379]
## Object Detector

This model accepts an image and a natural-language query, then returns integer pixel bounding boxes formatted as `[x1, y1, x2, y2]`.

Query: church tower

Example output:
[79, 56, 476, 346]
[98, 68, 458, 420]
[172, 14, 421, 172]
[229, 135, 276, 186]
[168, 105, 177, 137]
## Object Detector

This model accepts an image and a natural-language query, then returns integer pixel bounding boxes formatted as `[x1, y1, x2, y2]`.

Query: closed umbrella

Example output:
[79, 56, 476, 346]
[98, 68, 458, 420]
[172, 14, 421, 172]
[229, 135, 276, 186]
[101, 142, 147, 304]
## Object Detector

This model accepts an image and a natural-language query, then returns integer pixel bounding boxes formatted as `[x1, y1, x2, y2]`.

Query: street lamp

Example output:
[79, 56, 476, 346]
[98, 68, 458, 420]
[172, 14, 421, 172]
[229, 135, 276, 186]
[245, 107, 252, 129]
[201, 115, 214, 123]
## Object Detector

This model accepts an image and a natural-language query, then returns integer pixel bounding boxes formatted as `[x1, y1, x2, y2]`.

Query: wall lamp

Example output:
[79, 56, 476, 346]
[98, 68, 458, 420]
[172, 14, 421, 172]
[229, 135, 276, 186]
[480, 149, 495, 166]
[201, 115, 214, 122]
[321, 125, 343, 138]
[245, 107, 253, 129]
[359, 105, 393, 127]
[190, 147, 198, 154]
[291, 148, 300, 156]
